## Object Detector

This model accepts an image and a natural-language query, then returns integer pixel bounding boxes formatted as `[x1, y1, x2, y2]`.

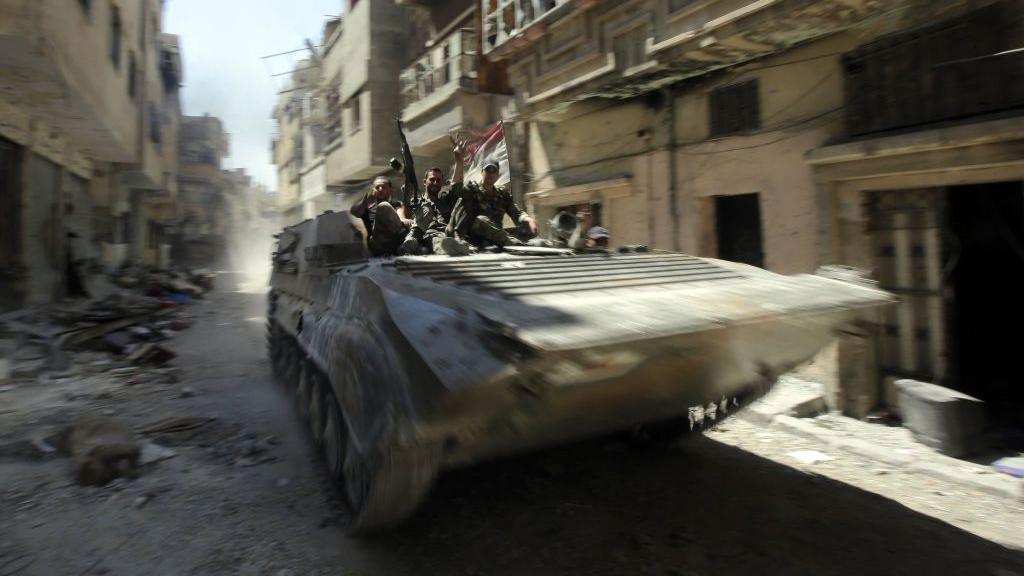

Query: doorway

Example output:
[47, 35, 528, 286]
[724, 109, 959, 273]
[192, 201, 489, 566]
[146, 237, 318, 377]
[715, 193, 764, 267]
[0, 138, 23, 309]
[947, 181, 1024, 414]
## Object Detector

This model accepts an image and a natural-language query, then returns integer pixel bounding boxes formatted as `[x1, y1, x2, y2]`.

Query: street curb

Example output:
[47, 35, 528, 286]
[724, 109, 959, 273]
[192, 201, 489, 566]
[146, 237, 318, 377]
[739, 412, 1024, 504]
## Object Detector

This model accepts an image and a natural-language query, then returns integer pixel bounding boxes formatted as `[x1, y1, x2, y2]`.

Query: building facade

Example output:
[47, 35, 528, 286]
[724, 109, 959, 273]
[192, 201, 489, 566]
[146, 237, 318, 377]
[398, 0, 514, 179]
[272, 58, 318, 222]
[319, 0, 415, 209]
[483, 0, 1024, 417]
[176, 114, 230, 268]
[0, 0, 182, 307]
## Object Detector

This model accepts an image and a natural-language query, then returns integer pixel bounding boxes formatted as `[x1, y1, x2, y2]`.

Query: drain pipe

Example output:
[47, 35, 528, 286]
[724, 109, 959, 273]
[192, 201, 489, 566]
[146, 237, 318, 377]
[665, 87, 680, 252]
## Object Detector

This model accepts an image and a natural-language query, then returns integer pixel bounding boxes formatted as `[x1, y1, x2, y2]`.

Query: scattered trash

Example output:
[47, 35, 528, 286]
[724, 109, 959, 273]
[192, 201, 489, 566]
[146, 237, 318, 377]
[179, 386, 196, 398]
[787, 450, 834, 465]
[138, 441, 178, 465]
[133, 495, 152, 509]
[168, 293, 192, 305]
[992, 456, 1024, 478]
[126, 343, 176, 367]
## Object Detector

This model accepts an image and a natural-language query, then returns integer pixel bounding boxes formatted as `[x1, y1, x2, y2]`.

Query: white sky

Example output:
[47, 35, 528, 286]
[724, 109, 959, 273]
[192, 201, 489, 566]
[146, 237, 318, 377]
[164, 0, 341, 191]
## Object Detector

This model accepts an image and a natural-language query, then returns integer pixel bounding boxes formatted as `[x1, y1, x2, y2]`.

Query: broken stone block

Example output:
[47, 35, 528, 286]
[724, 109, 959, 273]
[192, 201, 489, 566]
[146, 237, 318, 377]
[895, 379, 985, 458]
[62, 416, 141, 485]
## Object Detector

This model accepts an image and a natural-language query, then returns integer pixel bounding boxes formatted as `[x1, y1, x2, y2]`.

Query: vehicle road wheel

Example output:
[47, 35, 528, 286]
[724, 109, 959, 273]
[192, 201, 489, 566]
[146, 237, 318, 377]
[295, 359, 311, 421]
[322, 389, 348, 483]
[308, 370, 327, 447]
[343, 442, 440, 536]
[320, 386, 439, 535]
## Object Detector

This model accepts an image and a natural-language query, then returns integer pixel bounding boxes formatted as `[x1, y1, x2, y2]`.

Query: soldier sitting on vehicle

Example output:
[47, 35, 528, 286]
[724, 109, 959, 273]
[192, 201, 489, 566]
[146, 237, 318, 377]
[586, 226, 610, 249]
[398, 139, 472, 256]
[350, 176, 413, 256]
[449, 161, 537, 248]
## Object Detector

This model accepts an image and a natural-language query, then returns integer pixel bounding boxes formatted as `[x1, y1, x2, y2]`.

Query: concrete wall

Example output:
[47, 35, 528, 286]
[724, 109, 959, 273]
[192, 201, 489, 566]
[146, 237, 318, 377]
[321, 0, 412, 187]
[670, 33, 852, 273]
[0, 0, 143, 161]
[0, 0, 176, 303]
[521, 32, 864, 274]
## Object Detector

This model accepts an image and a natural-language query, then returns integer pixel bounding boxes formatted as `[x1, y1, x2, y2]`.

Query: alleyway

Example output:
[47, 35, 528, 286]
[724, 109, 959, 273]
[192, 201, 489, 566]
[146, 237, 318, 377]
[2, 279, 1023, 576]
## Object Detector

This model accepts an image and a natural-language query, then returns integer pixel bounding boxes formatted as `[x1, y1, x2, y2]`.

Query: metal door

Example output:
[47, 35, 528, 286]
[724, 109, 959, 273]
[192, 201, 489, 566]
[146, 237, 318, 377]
[868, 188, 948, 405]
[26, 154, 62, 304]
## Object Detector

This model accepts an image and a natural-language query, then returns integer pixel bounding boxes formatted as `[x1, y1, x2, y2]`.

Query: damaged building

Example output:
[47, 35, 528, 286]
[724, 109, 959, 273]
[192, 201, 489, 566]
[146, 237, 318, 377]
[0, 0, 183, 308]
[175, 114, 231, 268]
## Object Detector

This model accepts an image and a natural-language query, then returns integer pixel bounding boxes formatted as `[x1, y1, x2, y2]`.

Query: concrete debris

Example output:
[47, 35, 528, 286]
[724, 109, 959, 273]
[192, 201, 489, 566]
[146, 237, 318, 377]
[126, 343, 176, 367]
[788, 450, 834, 465]
[0, 267, 210, 390]
[895, 379, 986, 458]
[138, 441, 178, 465]
[62, 416, 141, 486]
[992, 456, 1024, 479]
[0, 435, 57, 460]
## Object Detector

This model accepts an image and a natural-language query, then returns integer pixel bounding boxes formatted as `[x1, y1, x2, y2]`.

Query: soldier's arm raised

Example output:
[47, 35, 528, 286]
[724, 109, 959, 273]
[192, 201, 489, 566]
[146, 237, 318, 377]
[450, 136, 466, 186]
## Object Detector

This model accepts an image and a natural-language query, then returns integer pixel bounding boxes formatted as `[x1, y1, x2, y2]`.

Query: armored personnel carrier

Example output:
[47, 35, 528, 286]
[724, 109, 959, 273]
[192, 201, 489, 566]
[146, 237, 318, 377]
[267, 210, 892, 534]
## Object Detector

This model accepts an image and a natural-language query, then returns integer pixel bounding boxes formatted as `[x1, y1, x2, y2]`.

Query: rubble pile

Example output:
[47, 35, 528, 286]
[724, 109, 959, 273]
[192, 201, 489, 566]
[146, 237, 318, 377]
[0, 266, 213, 383]
[0, 266, 215, 484]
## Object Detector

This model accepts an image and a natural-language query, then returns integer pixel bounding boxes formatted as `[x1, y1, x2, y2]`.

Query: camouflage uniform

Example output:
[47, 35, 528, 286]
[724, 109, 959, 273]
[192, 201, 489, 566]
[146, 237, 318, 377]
[449, 182, 534, 247]
[434, 182, 462, 223]
[399, 182, 471, 256]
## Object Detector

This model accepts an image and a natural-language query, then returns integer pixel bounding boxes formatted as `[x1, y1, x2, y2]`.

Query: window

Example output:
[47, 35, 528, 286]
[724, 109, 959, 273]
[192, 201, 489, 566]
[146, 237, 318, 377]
[441, 43, 452, 85]
[109, 4, 122, 68]
[349, 94, 361, 132]
[613, 26, 648, 71]
[709, 78, 760, 136]
[128, 51, 136, 98]
[149, 102, 162, 145]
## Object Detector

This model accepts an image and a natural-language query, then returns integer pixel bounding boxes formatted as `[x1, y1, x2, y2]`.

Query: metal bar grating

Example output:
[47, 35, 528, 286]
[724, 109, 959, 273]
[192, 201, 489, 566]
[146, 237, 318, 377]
[394, 254, 744, 296]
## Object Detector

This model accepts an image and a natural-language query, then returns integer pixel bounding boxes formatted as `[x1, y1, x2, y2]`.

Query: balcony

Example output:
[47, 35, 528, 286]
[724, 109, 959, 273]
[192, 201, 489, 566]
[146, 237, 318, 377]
[491, 0, 945, 112]
[481, 0, 574, 57]
[401, 27, 479, 119]
[398, 23, 511, 158]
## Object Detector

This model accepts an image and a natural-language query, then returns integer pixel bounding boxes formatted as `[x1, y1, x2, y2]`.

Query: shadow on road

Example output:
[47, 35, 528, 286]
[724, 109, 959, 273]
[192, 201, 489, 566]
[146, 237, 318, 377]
[364, 435, 1024, 576]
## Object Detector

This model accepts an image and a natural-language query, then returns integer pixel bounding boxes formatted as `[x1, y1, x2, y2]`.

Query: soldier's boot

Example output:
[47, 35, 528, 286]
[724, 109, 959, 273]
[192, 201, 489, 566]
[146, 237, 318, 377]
[471, 216, 512, 247]
[432, 235, 471, 256]
[399, 237, 422, 256]
[368, 202, 408, 256]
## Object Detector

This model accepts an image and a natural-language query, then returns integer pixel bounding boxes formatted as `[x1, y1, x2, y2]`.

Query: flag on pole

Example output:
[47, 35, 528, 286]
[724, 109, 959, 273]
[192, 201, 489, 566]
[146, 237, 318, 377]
[461, 121, 510, 187]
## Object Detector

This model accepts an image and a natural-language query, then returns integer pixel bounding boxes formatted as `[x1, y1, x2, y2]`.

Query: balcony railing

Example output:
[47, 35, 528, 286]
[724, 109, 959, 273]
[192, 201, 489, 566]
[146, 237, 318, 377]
[481, 0, 571, 54]
[401, 28, 478, 109]
[325, 86, 343, 145]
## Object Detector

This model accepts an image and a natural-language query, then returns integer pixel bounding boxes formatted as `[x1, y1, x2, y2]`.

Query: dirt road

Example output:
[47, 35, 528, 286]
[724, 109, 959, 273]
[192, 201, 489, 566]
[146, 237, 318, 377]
[2, 279, 1022, 575]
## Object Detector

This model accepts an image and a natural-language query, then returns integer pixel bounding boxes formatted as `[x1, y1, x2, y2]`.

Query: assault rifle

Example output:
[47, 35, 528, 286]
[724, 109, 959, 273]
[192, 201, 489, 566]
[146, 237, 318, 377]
[389, 119, 421, 210]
